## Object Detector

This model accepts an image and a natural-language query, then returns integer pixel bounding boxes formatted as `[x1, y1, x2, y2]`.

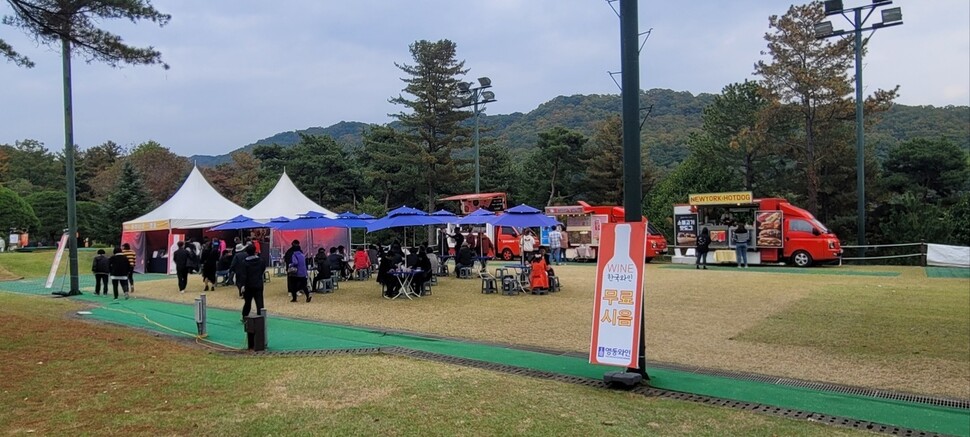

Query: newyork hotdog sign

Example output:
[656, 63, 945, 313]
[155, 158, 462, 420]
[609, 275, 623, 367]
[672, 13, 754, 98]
[589, 222, 646, 368]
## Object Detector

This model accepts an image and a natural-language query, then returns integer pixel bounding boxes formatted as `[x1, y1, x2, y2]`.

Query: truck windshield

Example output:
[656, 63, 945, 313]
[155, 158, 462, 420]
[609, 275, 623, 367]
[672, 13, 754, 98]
[810, 219, 831, 234]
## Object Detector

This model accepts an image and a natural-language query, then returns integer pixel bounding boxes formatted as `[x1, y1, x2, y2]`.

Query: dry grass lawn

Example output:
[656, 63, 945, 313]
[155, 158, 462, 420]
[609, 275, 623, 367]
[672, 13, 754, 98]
[96, 263, 970, 399]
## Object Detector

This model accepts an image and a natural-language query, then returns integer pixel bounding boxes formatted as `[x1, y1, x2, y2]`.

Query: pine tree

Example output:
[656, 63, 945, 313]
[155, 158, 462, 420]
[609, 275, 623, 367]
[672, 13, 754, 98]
[102, 160, 150, 244]
[390, 39, 470, 242]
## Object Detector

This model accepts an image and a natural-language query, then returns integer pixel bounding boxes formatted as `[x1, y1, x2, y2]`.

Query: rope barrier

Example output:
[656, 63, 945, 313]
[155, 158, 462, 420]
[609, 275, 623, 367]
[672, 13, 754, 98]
[100, 305, 241, 353]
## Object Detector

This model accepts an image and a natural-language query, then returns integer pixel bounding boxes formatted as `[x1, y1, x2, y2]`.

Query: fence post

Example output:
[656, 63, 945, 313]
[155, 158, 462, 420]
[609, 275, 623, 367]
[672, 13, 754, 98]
[920, 241, 927, 267]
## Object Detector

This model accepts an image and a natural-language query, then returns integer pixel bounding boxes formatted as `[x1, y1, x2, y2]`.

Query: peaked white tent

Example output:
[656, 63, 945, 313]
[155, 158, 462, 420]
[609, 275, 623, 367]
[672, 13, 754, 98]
[122, 166, 248, 274]
[246, 171, 347, 257]
[246, 171, 337, 220]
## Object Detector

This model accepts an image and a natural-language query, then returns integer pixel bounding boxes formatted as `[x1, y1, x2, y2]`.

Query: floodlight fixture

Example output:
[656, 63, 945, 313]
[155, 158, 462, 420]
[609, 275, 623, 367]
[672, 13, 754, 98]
[481, 91, 495, 101]
[452, 97, 466, 107]
[477, 77, 491, 87]
[881, 7, 902, 23]
[814, 21, 834, 38]
[823, 0, 844, 15]
[457, 82, 471, 93]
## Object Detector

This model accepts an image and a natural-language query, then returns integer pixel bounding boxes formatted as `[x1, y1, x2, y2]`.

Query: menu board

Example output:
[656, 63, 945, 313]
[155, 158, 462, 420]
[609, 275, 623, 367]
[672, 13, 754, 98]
[674, 214, 698, 247]
[755, 210, 783, 248]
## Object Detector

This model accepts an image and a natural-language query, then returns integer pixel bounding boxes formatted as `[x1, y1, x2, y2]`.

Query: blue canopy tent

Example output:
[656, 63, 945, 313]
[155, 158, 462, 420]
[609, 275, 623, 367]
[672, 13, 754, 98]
[456, 207, 496, 226]
[211, 215, 267, 231]
[489, 204, 559, 265]
[431, 209, 460, 224]
[366, 206, 443, 247]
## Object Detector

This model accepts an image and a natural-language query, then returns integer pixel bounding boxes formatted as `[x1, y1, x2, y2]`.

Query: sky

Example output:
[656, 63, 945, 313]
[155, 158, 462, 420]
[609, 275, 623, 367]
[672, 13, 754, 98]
[1, 0, 967, 157]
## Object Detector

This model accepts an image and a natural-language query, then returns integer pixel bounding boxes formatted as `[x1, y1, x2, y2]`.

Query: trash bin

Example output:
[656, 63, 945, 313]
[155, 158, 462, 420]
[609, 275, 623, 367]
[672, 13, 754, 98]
[244, 314, 267, 351]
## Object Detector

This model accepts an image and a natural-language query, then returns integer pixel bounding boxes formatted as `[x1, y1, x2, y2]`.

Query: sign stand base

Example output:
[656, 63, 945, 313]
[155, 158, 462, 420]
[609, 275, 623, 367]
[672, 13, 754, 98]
[603, 371, 644, 388]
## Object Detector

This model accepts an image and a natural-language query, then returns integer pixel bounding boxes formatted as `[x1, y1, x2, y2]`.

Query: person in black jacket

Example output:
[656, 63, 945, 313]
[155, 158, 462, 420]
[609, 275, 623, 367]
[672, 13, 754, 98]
[326, 247, 345, 280]
[312, 248, 331, 292]
[696, 227, 711, 270]
[229, 243, 249, 297]
[91, 249, 110, 296]
[108, 246, 132, 300]
[173, 241, 190, 293]
[238, 244, 266, 319]
[455, 243, 474, 277]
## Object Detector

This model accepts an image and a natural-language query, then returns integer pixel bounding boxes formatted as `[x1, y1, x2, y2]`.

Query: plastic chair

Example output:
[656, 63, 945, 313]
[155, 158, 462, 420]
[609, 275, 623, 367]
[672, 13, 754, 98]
[481, 276, 497, 294]
[318, 277, 334, 293]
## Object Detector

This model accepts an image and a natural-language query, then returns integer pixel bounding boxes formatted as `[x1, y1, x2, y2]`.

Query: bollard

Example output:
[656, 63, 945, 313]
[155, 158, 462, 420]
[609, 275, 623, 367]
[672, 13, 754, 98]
[194, 293, 207, 337]
[244, 314, 267, 351]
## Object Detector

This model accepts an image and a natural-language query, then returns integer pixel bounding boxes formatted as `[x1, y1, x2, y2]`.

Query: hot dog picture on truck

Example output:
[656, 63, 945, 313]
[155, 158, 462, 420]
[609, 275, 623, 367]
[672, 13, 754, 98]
[673, 192, 842, 267]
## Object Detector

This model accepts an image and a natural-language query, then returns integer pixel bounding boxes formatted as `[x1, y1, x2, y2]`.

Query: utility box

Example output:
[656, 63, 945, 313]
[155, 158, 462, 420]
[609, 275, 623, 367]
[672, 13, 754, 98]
[244, 314, 267, 351]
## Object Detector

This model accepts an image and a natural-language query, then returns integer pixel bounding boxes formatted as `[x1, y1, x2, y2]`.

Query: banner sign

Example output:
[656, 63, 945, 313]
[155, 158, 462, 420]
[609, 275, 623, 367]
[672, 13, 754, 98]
[674, 213, 698, 247]
[44, 233, 69, 289]
[688, 191, 753, 205]
[122, 219, 170, 231]
[589, 222, 646, 368]
[755, 210, 783, 248]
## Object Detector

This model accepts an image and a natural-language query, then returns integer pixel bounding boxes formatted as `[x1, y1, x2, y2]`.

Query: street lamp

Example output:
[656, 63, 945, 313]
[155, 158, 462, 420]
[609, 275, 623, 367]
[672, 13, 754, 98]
[452, 77, 496, 194]
[815, 0, 902, 255]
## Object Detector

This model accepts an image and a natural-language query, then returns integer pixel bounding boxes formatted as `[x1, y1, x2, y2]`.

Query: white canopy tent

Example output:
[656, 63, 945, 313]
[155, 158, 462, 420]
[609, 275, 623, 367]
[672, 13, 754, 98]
[245, 171, 347, 260]
[246, 171, 337, 220]
[121, 166, 248, 274]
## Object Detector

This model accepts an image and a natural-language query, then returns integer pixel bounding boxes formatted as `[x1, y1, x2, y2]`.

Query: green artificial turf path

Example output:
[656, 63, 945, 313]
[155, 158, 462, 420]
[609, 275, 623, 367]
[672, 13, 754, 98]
[661, 264, 900, 276]
[925, 267, 970, 279]
[1, 277, 966, 436]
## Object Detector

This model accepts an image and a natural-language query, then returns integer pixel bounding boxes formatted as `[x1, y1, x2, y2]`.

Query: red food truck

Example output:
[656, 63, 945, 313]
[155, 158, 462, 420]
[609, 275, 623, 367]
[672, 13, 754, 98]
[673, 192, 842, 267]
[544, 201, 669, 262]
[438, 192, 522, 260]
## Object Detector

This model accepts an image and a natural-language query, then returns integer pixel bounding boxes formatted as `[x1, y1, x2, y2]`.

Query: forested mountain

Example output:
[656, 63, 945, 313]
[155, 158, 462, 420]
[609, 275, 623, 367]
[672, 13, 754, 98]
[190, 89, 967, 169]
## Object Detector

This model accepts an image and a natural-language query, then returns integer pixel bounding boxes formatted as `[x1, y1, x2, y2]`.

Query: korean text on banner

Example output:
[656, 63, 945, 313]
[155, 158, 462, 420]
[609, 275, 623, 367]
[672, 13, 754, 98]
[45, 233, 69, 288]
[589, 222, 646, 368]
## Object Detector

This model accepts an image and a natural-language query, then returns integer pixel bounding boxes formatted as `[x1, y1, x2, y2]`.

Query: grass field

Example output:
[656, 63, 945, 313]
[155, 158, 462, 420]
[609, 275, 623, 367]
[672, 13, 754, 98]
[2, 251, 968, 401]
[0, 293, 863, 436]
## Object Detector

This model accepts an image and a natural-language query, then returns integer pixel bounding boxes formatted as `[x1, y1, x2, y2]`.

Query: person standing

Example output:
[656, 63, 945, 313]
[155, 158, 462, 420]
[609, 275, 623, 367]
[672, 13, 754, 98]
[443, 228, 464, 257]
[238, 244, 266, 320]
[733, 223, 749, 268]
[230, 243, 248, 297]
[109, 247, 132, 300]
[121, 243, 136, 293]
[91, 249, 110, 295]
[201, 241, 218, 291]
[548, 226, 563, 266]
[287, 240, 310, 303]
[173, 241, 190, 293]
[696, 227, 711, 270]
[520, 230, 536, 262]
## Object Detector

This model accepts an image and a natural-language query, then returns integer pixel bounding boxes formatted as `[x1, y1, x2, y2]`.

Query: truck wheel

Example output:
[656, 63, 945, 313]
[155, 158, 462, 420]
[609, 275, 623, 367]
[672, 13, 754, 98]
[792, 250, 813, 267]
[501, 249, 513, 261]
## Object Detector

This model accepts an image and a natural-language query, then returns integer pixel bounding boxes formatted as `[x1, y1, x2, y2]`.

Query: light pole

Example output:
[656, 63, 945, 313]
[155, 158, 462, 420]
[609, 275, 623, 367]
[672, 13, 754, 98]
[453, 77, 496, 194]
[814, 0, 902, 254]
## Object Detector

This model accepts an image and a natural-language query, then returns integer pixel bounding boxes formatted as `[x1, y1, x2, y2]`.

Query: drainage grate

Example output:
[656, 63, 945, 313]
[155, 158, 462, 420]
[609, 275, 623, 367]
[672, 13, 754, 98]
[374, 348, 950, 437]
[233, 347, 958, 436]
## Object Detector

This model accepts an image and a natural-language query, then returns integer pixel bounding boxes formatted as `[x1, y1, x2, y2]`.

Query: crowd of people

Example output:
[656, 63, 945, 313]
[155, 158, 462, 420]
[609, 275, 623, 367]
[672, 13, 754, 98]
[93, 224, 570, 320]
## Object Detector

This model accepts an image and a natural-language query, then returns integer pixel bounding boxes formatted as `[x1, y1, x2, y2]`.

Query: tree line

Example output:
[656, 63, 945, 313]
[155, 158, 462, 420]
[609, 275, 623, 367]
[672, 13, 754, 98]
[2, 2, 967, 251]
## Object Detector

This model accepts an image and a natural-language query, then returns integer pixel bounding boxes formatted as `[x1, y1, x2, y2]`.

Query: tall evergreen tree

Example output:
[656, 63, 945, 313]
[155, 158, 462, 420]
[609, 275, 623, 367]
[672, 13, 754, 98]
[3, 0, 169, 294]
[531, 127, 588, 205]
[102, 160, 150, 244]
[389, 39, 470, 242]
[580, 116, 658, 205]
